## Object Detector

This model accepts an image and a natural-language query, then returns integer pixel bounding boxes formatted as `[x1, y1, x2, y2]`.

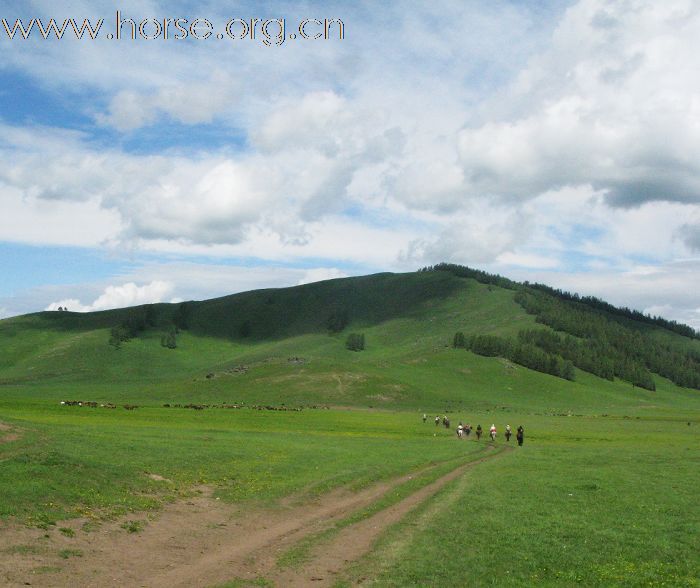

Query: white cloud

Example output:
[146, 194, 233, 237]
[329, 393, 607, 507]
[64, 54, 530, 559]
[2, 263, 362, 318]
[399, 201, 535, 265]
[496, 251, 560, 269]
[1, 0, 700, 330]
[456, 0, 700, 208]
[0, 190, 121, 247]
[46, 281, 173, 312]
[97, 72, 238, 131]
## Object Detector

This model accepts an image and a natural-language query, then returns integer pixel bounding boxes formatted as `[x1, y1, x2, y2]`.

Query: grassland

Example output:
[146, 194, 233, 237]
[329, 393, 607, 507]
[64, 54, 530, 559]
[346, 414, 700, 587]
[1, 271, 698, 585]
[0, 406, 484, 523]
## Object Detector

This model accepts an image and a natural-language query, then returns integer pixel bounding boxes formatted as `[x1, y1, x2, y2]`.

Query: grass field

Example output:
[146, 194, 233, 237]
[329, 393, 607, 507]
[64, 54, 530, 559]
[1, 272, 699, 585]
[2, 404, 698, 585]
[346, 415, 700, 586]
[0, 406, 491, 520]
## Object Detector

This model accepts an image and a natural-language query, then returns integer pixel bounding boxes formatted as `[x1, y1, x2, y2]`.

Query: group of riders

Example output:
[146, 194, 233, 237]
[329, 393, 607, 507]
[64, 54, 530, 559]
[424, 414, 524, 446]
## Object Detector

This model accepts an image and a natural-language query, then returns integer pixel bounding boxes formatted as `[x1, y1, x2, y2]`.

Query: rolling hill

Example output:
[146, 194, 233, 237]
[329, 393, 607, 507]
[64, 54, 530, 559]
[0, 266, 698, 414]
[1, 266, 699, 587]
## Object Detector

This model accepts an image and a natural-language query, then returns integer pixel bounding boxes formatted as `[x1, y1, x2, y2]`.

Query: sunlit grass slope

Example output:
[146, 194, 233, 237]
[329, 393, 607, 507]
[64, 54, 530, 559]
[0, 270, 698, 415]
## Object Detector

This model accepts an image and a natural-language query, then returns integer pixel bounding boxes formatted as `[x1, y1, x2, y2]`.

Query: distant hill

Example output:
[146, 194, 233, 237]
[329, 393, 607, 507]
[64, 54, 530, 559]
[425, 264, 700, 390]
[1, 266, 698, 412]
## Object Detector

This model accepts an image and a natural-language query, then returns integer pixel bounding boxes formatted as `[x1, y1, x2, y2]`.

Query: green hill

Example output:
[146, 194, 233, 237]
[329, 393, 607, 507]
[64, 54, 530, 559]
[0, 267, 698, 415]
[1, 267, 699, 587]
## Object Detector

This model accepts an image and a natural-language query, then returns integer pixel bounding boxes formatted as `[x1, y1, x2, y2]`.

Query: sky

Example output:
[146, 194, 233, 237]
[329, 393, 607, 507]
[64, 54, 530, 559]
[1, 0, 699, 330]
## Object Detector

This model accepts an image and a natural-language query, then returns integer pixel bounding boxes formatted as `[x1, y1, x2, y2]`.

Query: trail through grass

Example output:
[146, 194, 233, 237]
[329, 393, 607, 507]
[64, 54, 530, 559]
[342, 415, 700, 587]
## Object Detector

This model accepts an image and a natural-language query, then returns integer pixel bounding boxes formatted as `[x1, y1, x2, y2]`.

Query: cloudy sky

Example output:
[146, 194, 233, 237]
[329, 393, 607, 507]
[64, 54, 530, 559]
[1, 0, 699, 330]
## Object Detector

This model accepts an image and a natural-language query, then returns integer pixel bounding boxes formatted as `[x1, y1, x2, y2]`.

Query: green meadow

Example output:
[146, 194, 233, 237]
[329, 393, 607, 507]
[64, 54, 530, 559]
[349, 414, 700, 587]
[1, 271, 698, 585]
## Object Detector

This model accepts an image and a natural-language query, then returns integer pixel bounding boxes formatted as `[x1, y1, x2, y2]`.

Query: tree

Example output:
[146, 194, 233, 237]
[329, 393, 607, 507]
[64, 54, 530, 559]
[345, 332, 365, 351]
[239, 320, 252, 338]
[173, 301, 194, 330]
[327, 307, 349, 333]
[161, 327, 177, 349]
[145, 304, 159, 327]
[109, 325, 129, 349]
[122, 307, 149, 338]
[561, 360, 575, 381]
[453, 331, 466, 348]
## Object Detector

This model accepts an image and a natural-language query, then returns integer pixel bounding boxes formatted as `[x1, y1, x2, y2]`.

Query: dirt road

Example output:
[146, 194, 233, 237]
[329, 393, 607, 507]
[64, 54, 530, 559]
[0, 445, 510, 587]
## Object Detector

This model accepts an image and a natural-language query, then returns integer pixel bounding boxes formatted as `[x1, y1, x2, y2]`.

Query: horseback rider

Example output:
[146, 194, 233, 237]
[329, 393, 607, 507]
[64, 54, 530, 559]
[489, 424, 497, 441]
[475, 424, 482, 440]
[505, 424, 512, 441]
[516, 425, 524, 446]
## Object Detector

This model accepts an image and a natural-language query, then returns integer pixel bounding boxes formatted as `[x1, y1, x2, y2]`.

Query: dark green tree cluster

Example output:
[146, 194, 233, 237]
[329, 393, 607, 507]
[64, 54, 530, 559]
[517, 329, 654, 389]
[160, 326, 177, 349]
[462, 333, 575, 381]
[327, 306, 350, 333]
[173, 301, 195, 330]
[526, 283, 699, 340]
[238, 320, 252, 338]
[345, 332, 365, 351]
[108, 306, 157, 348]
[108, 325, 130, 349]
[421, 263, 518, 290]
[515, 291, 700, 390]
[452, 331, 467, 348]
[424, 262, 698, 339]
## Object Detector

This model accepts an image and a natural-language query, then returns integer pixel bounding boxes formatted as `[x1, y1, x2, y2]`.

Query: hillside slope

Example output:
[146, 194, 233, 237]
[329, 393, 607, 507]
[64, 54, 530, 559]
[0, 268, 698, 414]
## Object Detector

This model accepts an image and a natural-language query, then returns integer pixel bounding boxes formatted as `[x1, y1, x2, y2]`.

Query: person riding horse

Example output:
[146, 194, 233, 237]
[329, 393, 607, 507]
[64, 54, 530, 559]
[475, 424, 482, 440]
[489, 424, 497, 441]
[505, 424, 512, 442]
[516, 425, 524, 446]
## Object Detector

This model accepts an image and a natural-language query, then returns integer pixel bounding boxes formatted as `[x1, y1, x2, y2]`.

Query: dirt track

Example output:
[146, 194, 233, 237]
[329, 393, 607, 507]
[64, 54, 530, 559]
[0, 445, 510, 587]
[0, 421, 21, 444]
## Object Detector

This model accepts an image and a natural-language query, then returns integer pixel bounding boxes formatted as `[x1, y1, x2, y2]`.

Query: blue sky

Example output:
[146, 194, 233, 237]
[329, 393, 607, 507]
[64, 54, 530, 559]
[1, 0, 699, 329]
